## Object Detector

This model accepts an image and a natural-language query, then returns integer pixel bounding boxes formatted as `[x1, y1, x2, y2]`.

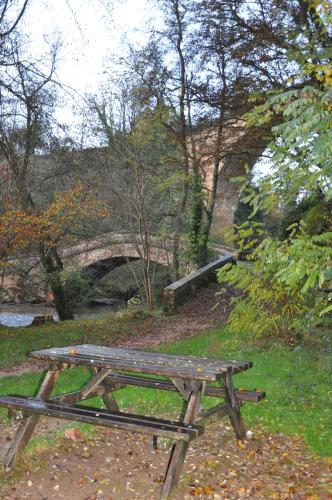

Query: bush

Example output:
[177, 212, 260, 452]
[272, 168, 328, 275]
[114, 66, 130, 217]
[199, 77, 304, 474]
[278, 195, 332, 240]
[218, 227, 332, 344]
[62, 266, 93, 307]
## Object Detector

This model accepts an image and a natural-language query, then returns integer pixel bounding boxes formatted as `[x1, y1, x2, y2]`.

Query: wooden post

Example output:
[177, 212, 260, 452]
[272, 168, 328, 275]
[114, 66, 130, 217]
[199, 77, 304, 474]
[223, 373, 246, 439]
[160, 380, 202, 499]
[81, 368, 113, 400]
[101, 392, 119, 411]
[4, 367, 61, 468]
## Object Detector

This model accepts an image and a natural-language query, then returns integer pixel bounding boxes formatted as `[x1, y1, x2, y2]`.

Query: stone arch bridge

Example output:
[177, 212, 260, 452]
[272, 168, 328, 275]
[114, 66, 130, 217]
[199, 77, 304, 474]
[1, 232, 173, 303]
[61, 232, 172, 280]
[2, 232, 231, 304]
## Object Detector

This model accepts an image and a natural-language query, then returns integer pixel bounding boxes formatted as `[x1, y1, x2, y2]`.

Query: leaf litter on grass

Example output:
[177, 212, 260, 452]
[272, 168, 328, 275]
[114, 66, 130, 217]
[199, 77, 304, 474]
[1, 418, 331, 499]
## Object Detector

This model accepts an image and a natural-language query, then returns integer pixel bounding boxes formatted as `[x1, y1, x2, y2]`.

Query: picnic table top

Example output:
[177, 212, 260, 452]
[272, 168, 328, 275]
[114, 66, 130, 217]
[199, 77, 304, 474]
[30, 344, 252, 382]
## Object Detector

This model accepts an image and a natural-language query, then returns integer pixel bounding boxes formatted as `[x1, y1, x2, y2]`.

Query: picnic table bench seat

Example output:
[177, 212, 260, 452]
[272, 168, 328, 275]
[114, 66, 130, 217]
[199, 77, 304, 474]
[0, 396, 203, 442]
[103, 372, 266, 402]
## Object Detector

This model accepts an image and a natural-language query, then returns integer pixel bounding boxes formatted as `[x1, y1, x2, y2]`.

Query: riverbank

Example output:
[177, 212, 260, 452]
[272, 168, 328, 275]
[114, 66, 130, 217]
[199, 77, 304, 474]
[0, 282, 331, 457]
[0, 302, 127, 328]
[0, 283, 331, 498]
[0, 283, 232, 377]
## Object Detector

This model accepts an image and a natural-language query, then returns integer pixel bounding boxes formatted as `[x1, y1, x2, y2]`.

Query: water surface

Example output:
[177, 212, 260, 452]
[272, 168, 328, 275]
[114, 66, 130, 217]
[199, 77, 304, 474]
[0, 303, 120, 327]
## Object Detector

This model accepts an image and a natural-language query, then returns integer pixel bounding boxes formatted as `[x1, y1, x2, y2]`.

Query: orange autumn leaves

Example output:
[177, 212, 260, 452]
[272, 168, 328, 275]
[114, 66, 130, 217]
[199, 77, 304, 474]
[0, 181, 111, 261]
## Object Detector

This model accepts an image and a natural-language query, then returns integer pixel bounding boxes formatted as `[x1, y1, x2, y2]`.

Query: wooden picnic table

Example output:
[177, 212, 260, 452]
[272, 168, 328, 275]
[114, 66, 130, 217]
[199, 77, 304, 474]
[0, 344, 265, 498]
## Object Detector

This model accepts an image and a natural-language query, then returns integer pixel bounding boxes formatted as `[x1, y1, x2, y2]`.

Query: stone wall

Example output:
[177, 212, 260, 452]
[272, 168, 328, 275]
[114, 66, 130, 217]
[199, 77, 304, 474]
[163, 253, 233, 311]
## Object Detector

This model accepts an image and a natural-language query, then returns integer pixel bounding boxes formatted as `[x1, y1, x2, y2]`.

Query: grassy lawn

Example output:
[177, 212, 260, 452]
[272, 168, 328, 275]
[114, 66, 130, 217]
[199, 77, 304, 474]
[0, 310, 145, 369]
[0, 318, 331, 457]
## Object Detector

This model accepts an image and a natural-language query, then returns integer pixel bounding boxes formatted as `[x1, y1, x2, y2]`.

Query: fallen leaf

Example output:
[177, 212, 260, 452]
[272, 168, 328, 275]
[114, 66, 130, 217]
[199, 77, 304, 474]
[65, 428, 83, 442]
[191, 486, 203, 496]
[203, 485, 215, 495]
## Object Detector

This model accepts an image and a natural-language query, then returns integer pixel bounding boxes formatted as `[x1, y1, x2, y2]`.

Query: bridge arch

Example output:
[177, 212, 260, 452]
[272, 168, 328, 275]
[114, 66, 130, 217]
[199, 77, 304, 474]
[83, 256, 139, 282]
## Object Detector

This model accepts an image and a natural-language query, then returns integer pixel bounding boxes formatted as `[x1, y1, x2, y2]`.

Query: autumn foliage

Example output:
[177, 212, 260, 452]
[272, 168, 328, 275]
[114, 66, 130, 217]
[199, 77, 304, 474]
[0, 181, 111, 264]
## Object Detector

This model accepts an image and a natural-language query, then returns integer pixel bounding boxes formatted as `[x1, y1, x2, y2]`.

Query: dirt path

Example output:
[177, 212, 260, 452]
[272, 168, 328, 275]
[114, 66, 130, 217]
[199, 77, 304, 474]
[1, 420, 330, 499]
[0, 283, 230, 378]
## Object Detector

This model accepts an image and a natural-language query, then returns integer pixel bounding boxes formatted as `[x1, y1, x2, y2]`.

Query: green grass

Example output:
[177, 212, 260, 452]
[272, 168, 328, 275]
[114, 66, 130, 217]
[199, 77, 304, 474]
[0, 322, 331, 457]
[0, 309, 149, 369]
[162, 330, 332, 456]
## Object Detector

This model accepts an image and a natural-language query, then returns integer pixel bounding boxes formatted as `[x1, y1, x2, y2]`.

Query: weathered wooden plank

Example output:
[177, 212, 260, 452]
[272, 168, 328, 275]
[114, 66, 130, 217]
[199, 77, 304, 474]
[161, 381, 203, 499]
[197, 403, 231, 426]
[76, 345, 251, 370]
[30, 351, 223, 381]
[206, 387, 265, 402]
[0, 397, 203, 442]
[32, 344, 252, 376]
[30, 345, 253, 379]
[104, 373, 265, 401]
[32, 349, 233, 376]
[105, 345, 252, 370]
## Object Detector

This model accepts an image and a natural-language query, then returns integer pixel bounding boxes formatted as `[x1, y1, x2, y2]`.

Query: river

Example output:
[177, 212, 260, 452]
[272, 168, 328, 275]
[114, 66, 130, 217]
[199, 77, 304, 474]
[0, 303, 120, 327]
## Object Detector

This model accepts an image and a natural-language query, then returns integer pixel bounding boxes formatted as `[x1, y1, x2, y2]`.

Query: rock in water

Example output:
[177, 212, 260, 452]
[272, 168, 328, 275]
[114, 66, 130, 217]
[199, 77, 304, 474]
[29, 315, 55, 327]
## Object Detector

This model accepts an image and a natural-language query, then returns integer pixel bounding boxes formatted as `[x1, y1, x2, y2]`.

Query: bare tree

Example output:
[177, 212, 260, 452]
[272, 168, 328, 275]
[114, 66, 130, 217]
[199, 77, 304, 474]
[87, 83, 182, 308]
[0, 33, 76, 319]
[0, 0, 29, 40]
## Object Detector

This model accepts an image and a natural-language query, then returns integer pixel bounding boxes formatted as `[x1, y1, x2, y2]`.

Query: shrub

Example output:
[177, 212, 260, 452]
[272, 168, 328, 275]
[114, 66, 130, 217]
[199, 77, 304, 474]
[218, 227, 332, 344]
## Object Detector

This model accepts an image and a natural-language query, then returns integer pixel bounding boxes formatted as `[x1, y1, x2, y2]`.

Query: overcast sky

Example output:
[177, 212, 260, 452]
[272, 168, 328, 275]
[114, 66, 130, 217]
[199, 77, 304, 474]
[11, 0, 160, 141]
[21, 0, 154, 94]
[15, 0, 269, 175]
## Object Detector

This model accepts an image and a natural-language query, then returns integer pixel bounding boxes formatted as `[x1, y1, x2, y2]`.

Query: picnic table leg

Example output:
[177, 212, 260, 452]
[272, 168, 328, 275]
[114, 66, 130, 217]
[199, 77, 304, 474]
[160, 381, 202, 499]
[153, 378, 190, 451]
[101, 392, 119, 411]
[4, 367, 61, 469]
[223, 373, 246, 439]
[91, 367, 119, 411]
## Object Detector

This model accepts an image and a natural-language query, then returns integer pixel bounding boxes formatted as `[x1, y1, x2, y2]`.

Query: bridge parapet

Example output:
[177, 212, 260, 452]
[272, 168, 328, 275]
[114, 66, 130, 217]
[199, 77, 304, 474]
[163, 252, 233, 311]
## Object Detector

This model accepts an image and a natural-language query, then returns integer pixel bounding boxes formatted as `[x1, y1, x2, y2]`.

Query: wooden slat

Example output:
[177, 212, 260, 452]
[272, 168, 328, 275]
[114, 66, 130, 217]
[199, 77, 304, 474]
[31, 347, 231, 378]
[30, 352, 221, 382]
[0, 397, 203, 442]
[113, 346, 253, 371]
[104, 373, 265, 402]
[197, 403, 231, 426]
[30, 345, 253, 380]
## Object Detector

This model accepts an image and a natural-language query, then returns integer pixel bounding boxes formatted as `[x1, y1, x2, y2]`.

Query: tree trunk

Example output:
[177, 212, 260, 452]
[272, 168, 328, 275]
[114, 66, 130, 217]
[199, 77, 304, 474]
[16, 178, 73, 321]
[190, 172, 205, 268]
[39, 245, 74, 321]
